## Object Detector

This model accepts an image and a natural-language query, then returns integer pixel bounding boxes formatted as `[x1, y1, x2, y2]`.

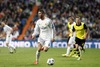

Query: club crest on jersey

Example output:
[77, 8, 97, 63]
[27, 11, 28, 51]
[41, 23, 48, 29]
[44, 23, 48, 25]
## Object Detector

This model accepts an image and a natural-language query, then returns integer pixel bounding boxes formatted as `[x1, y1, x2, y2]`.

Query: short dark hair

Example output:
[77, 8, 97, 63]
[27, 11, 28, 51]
[38, 9, 45, 14]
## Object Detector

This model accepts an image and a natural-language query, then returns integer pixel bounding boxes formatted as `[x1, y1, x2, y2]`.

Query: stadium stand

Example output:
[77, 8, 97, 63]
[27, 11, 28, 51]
[0, 0, 100, 40]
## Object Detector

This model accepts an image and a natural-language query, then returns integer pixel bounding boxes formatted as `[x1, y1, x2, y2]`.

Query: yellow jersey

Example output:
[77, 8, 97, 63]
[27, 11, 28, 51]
[67, 22, 75, 37]
[73, 22, 87, 39]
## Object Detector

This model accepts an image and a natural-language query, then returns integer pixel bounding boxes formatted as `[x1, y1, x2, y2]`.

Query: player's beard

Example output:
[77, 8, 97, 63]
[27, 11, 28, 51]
[40, 15, 44, 20]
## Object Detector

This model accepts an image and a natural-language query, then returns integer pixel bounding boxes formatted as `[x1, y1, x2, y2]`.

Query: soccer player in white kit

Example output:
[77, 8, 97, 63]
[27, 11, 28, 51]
[32, 9, 55, 64]
[0, 22, 16, 53]
[62, 17, 76, 57]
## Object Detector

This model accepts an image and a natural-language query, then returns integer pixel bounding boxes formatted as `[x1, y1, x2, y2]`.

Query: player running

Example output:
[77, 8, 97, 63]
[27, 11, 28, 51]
[62, 16, 75, 57]
[0, 22, 16, 53]
[72, 16, 88, 60]
[32, 9, 55, 64]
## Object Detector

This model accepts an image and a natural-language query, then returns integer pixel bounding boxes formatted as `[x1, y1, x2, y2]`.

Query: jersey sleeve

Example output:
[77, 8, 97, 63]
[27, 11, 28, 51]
[32, 21, 39, 36]
[6, 25, 13, 31]
[84, 24, 87, 29]
[4, 25, 13, 36]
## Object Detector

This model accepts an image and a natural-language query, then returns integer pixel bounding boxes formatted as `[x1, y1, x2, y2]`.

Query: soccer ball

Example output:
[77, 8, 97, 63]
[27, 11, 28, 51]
[47, 58, 54, 65]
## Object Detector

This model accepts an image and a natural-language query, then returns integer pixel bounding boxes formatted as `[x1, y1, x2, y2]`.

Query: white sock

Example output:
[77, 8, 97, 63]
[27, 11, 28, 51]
[78, 47, 82, 57]
[36, 50, 40, 62]
[66, 46, 71, 56]
[9, 44, 16, 50]
[8, 46, 13, 52]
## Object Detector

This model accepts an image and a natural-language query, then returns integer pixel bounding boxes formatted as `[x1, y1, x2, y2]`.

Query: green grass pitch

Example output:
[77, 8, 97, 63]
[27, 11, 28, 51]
[0, 47, 100, 67]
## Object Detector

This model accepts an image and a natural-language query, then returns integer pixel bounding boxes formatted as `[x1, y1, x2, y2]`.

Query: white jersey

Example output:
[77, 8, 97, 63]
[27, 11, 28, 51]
[32, 17, 55, 40]
[3, 25, 13, 36]
[12, 31, 19, 39]
[3, 25, 13, 44]
[12, 25, 19, 39]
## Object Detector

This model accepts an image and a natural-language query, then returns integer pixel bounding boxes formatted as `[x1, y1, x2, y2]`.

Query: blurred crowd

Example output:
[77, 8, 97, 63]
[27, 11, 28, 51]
[0, 0, 100, 40]
[0, 0, 35, 40]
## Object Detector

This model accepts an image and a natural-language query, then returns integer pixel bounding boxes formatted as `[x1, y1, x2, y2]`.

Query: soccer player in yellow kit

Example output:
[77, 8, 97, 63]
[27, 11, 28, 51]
[72, 16, 88, 60]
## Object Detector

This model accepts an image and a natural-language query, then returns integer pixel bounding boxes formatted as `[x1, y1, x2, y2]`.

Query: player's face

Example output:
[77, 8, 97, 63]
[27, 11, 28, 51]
[69, 18, 73, 23]
[38, 11, 44, 19]
[76, 18, 81, 25]
[1, 22, 5, 27]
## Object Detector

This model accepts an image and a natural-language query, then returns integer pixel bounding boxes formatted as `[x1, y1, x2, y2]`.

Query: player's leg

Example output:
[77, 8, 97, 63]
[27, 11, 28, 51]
[70, 37, 80, 58]
[8, 43, 16, 53]
[66, 37, 74, 56]
[76, 40, 83, 60]
[43, 40, 50, 52]
[35, 40, 50, 63]
[34, 42, 42, 64]
[81, 40, 86, 52]
[9, 35, 16, 53]
[77, 46, 82, 60]
[68, 44, 78, 57]
[77, 39, 86, 60]
[62, 37, 74, 57]
[34, 38, 44, 64]
[6, 35, 13, 53]
[62, 37, 70, 56]
[6, 43, 13, 53]
[42, 46, 49, 52]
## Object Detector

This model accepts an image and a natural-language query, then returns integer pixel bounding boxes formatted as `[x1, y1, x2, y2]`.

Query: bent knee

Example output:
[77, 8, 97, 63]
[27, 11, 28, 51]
[44, 47, 49, 52]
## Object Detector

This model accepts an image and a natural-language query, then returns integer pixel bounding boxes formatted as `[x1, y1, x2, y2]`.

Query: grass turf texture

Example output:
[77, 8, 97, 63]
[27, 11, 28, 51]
[0, 47, 100, 67]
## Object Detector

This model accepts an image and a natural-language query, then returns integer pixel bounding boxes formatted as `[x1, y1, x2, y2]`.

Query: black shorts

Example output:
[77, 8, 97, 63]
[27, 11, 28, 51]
[75, 37, 85, 47]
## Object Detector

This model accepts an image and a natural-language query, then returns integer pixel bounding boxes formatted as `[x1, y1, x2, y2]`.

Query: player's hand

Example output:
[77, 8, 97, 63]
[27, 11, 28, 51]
[0, 35, 2, 38]
[12, 38, 17, 40]
[51, 38, 55, 42]
[84, 33, 88, 39]
[66, 33, 70, 36]
[84, 35, 87, 39]
[32, 35, 35, 39]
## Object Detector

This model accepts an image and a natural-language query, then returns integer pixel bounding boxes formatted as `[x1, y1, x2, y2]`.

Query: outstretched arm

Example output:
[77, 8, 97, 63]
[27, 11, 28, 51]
[84, 24, 89, 39]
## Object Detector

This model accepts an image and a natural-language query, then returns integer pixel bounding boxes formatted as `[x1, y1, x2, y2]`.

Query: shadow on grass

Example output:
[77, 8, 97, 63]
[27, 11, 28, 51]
[16, 63, 42, 67]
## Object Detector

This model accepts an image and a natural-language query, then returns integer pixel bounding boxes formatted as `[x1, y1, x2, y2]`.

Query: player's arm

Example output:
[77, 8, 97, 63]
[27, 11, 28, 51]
[0, 31, 6, 38]
[72, 25, 75, 36]
[6, 25, 13, 35]
[83, 24, 89, 39]
[12, 31, 19, 40]
[66, 25, 70, 36]
[10, 28, 13, 34]
[32, 22, 39, 39]
[51, 21, 56, 42]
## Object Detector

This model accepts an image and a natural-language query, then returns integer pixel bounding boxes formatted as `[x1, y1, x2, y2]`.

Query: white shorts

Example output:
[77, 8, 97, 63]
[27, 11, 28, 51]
[68, 36, 75, 45]
[38, 37, 51, 48]
[6, 34, 12, 44]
